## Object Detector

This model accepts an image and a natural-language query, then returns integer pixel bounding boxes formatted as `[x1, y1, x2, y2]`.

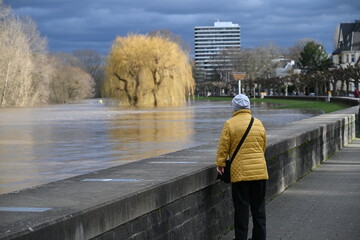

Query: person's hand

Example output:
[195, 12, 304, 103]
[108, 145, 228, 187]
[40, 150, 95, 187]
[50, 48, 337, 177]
[217, 166, 224, 175]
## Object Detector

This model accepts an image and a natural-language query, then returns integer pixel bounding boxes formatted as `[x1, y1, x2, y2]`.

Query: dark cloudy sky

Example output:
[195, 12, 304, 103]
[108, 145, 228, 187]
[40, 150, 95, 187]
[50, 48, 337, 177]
[4, 0, 360, 55]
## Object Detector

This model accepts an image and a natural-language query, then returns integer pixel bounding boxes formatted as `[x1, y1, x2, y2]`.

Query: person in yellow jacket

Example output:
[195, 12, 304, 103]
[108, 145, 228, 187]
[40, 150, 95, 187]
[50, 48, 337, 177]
[216, 94, 268, 240]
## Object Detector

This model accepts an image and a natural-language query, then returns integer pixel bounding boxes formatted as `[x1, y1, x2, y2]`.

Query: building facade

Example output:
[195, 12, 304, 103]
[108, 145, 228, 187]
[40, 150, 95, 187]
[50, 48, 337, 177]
[332, 20, 360, 66]
[194, 20, 241, 81]
[332, 20, 360, 94]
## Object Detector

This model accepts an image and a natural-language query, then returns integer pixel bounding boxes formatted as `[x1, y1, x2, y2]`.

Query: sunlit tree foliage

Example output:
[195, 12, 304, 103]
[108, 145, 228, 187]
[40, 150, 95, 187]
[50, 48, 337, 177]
[104, 34, 195, 107]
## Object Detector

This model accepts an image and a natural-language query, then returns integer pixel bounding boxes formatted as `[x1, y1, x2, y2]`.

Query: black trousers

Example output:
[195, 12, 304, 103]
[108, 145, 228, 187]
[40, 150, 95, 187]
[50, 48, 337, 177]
[231, 180, 266, 240]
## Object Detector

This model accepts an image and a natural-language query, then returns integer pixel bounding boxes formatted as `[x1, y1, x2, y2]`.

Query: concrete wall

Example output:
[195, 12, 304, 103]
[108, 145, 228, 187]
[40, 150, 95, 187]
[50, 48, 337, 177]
[92, 107, 359, 240]
[1, 106, 359, 240]
[91, 170, 234, 240]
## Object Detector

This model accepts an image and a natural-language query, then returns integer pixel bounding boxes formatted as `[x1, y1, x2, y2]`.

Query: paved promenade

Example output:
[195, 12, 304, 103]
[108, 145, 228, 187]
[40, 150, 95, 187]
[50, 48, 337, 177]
[221, 138, 360, 240]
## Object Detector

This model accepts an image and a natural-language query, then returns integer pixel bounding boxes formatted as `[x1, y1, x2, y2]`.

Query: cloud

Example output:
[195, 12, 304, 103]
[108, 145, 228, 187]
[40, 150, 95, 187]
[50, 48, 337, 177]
[4, 0, 360, 55]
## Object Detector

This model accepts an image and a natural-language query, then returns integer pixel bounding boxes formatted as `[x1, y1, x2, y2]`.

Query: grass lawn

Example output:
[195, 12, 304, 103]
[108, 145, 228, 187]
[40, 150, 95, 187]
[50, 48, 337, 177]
[195, 96, 349, 113]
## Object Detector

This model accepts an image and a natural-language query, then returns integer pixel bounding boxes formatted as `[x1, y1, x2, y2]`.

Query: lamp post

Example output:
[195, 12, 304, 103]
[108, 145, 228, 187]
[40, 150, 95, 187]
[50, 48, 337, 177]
[238, 80, 241, 94]
[232, 72, 246, 95]
[358, 102, 360, 137]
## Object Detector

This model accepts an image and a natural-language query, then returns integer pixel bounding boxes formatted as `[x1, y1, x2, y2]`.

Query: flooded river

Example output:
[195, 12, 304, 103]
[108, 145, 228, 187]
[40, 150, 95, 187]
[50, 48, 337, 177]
[0, 99, 320, 194]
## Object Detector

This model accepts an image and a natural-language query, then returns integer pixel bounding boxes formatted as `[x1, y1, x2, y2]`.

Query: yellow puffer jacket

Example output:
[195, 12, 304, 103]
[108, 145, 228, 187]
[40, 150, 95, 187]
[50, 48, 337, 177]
[216, 109, 268, 182]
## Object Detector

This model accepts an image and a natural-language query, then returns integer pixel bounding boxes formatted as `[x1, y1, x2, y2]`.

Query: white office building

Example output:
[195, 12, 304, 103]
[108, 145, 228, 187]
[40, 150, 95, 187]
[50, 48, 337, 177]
[194, 20, 241, 81]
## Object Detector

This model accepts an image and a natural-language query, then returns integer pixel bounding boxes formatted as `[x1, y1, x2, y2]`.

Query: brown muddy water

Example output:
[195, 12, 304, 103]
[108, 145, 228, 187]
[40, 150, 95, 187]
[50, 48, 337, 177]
[0, 99, 320, 194]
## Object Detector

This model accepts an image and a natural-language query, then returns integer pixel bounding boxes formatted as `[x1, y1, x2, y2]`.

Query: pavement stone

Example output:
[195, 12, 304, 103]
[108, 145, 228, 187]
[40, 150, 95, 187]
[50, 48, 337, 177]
[220, 138, 360, 240]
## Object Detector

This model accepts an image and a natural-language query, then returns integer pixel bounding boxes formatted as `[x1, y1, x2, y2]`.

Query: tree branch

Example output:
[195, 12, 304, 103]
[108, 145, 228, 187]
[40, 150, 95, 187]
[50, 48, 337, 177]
[113, 73, 132, 103]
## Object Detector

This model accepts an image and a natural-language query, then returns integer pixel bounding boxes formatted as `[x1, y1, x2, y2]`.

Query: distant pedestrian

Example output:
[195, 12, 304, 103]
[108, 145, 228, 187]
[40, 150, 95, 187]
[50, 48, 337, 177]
[354, 88, 359, 98]
[216, 94, 268, 240]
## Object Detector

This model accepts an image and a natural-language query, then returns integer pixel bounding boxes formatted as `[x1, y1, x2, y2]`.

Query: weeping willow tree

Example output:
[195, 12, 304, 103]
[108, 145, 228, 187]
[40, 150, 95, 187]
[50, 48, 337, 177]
[103, 34, 195, 107]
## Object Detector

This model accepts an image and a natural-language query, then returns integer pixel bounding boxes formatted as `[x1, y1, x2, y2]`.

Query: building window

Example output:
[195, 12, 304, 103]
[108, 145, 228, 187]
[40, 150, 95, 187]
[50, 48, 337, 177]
[351, 54, 355, 62]
[346, 54, 349, 62]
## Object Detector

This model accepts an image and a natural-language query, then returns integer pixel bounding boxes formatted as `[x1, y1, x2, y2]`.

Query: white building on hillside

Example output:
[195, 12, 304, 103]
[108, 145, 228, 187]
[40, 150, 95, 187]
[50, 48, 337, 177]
[271, 58, 300, 78]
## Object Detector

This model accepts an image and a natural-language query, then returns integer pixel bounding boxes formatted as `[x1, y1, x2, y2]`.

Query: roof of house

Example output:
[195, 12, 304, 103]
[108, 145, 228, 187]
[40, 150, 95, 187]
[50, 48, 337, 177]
[332, 20, 360, 55]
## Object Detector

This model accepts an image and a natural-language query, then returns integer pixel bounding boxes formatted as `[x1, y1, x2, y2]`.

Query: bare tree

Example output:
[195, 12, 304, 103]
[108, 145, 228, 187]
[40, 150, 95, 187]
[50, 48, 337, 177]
[49, 55, 95, 103]
[230, 43, 281, 96]
[51, 52, 82, 67]
[286, 38, 317, 63]
[73, 49, 104, 98]
[0, 1, 51, 107]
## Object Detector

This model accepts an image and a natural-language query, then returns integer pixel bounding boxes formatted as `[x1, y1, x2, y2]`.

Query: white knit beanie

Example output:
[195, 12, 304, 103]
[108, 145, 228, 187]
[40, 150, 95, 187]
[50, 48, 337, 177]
[231, 94, 250, 111]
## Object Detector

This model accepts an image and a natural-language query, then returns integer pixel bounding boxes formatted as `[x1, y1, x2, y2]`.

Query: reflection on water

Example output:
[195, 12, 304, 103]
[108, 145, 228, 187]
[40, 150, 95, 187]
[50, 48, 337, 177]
[0, 99, 319, 194]
[109, 107, 195, 161]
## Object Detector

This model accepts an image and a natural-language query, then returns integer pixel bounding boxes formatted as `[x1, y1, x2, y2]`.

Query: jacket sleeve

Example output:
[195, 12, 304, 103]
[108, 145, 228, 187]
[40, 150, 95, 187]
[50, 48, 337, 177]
[216, 121, 231, 167]
[262, 127, 267, 152]
[256, 118, 267, 152]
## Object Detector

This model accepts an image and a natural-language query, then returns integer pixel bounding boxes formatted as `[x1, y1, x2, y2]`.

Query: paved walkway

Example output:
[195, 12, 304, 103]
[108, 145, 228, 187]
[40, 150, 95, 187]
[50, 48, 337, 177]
[220, 138, 360, 240]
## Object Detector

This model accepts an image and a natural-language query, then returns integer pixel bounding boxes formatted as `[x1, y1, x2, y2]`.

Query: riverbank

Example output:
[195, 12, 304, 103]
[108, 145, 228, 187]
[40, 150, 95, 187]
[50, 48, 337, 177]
[195, 96, 353, 113]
